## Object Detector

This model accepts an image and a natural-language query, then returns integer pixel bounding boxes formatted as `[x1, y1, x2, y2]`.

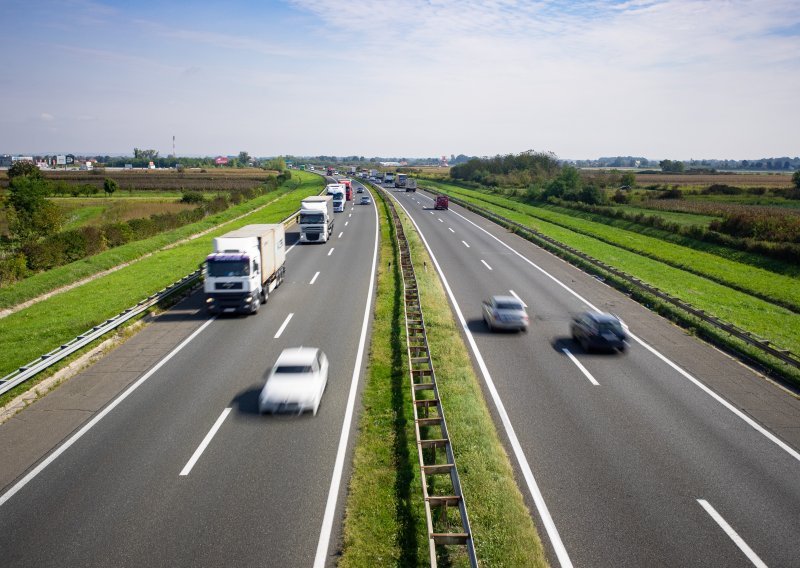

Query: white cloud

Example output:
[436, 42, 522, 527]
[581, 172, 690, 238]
[40, 113, 55, 121]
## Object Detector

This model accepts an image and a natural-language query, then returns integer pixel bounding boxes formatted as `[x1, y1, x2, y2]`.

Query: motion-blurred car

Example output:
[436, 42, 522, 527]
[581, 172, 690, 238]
[357, 187, 364, 193]
[482, 295, 529, 332]
[258, 347, 329, 415]
[360, 196, 371, 205]
[570, 311, 627, 352]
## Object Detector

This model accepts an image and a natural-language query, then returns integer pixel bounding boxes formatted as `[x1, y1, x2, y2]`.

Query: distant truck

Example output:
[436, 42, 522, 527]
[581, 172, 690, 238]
[339, 179, 353, 200]
[326, 166, 335, 176]
[394, 173, 407, 188]
[405, 179, 417, 192]
[329, 186, 346, 212]
[369, 169, 378, 178]
[384, 173, 395, 185]
[300, 196, 335, 243]
[349, 166, 356, 174]
[204, 224, 286, 315]
[435, 195, 449, 210]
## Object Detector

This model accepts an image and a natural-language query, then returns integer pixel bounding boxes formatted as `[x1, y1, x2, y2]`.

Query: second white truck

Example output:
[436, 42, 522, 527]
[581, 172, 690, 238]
[299, 195, 334, 243]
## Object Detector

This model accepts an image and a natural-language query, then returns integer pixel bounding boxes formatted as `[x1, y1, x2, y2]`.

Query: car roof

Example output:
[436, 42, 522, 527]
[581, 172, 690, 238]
[583, 311, 620, 323]
[275, 347, 319, 366]
[490, 295, 522, 305]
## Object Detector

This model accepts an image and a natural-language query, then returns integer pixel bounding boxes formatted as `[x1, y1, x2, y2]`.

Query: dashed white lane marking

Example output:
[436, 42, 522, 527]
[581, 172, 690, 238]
[309, 271, 320, 285]
[697, 500, 767, 568]
[345, 221, 349, 226]
[562, 348, 600, 386]
[509, 290, 527, 307]
[448, 227, 455, 233]
[180, 408, 232, 476]
[338, 231, 344, 238]
[481, 259, 493, 271]
[274, 313, 293, 338]
[462, 240, 470, 248]
[327, 248, 334, 256]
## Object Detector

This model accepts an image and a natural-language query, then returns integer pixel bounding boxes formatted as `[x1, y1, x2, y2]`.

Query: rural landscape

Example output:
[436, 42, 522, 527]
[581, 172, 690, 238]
[2, 1, 799, 567]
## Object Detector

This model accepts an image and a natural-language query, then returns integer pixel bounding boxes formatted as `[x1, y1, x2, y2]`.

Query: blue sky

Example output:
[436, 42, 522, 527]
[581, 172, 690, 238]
[1, 0, 798, 159]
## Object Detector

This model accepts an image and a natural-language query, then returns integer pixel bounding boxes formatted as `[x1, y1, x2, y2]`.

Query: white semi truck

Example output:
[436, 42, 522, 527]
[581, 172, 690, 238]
[204, 224, 286, 315]
[299, 195, 334, 243]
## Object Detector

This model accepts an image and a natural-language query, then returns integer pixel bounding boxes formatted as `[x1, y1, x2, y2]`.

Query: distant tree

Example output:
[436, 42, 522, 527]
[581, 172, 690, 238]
[103, 178, 119, 197]
[7, 160, 42, 180]
[659, 159, 685, 173]
[238, 151, 251, 166]
[793, 169, 800, 189]
[620, 171, 636, 188]
[133, 148, 159, 160]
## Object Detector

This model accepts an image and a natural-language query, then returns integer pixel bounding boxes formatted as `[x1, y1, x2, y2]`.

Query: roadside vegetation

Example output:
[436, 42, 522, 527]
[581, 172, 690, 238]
[0, 170, 323, 405]
[340, 185, 548, 567]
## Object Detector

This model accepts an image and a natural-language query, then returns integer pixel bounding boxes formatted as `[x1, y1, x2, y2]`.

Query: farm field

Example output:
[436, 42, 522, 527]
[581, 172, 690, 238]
[602, 203, 721, 227]
[57, 198, 197, 230]
[635, 172, 793, 188]
[420, 179, 800, 379]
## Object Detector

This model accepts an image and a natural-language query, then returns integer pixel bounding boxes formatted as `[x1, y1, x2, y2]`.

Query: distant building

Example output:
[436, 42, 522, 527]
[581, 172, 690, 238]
[215, 156, 229, 165]
[0, 155, 12, 167]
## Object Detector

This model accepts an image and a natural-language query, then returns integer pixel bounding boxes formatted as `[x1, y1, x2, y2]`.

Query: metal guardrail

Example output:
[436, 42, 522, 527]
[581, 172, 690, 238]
[378, 183, 478, 567]
[422, 185, 800, 372]
[0, 210, 304, 398]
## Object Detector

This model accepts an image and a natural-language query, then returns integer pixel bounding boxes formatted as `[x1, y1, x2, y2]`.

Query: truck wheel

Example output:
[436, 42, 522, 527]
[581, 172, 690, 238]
[251, 296, 260, 314]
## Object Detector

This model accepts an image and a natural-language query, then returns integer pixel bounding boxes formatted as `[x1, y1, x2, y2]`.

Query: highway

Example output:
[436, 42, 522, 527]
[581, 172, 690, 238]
[0, 181, 378, 567]
[386, 185, 800, 568]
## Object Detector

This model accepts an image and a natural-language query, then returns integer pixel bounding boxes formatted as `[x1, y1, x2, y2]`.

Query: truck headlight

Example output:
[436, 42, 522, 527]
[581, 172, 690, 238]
[206, 297, 214, 304]
[244, 297, 252, 303]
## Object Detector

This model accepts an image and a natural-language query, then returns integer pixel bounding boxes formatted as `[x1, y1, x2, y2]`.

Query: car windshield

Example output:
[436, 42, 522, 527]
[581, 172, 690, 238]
[300, 212, 324, 224]
[207, 260, 249, 277]
[496, 302, 523, 310]
[275, 365, 313, 374]
[598, 321, 623, 334]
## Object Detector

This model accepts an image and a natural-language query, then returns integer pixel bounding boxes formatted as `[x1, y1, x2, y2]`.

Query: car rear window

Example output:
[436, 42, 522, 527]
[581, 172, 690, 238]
[275, 365, 312, 374]
[496, 302, 523, 310]
[598, 322, 623, 333]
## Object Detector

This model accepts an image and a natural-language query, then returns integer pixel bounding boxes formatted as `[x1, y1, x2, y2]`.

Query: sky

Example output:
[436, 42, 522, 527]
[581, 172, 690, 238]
[1, 0, 798, 160]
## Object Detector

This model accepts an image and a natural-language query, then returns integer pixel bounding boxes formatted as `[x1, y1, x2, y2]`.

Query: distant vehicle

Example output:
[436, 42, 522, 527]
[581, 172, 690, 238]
[571, 311, 628, 352]
[360, 195, 371, 205]
[405, 179, 417, 192]
[300, 196, 334, 242]
[349, 166, 356, 174]
[356, 186, 364, 193]
[435, 196, 449, 210]
[330, 187, 346, 212]
[204, 224, 286, 315]
[326, 166, 334, 176]
[339, 179, 353, 200]
[384, 173, 395, 185]
[259, 347, 329, 415]
[394, 173, 407, 188]
[482, 295, 529, 332]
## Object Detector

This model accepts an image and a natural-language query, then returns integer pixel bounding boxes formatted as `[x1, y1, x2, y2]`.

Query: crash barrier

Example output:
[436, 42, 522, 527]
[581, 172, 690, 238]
[421, 186, 800, 373]
[377, 183, 478, 567]
[0, 210, 302, 398]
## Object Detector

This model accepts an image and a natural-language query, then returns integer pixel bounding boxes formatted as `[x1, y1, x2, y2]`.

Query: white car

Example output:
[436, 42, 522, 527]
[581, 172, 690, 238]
[259, 348, 329, 415]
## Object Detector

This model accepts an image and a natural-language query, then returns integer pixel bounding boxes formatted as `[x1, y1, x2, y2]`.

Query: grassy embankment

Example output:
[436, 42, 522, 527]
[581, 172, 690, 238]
[0, 176, 308, 311]
[420, 179, 800, 384]
[340, 187, 548, 567]
[0, 171, 323, 405]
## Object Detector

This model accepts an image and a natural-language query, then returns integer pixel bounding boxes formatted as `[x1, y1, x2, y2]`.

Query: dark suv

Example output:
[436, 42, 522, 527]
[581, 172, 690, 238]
[571, 311, 627, 353]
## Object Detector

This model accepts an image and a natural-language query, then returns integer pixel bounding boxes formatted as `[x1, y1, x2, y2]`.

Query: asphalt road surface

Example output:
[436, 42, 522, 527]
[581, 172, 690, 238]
[0, 182, 379, 567]
[387, 185, 800, 568]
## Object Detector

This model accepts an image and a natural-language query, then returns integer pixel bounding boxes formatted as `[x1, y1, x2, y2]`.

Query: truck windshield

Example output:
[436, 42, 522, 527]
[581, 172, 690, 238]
[207, 260, 250, 277]
[300, 212, 324, 224]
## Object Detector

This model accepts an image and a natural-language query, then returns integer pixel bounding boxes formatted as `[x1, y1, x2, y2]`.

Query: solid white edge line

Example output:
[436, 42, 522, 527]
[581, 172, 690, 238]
[313, 185, 380, 567]
[388, 193, 575, 568]
[462, 240, 470, 248]
[448, 207, 800, 464]
[509, 289, 528, 308]
[0, 317, 217, 508]
[179, 407, 232, 476]
[273, 313, 293, 338]
[309, 271, 320, 285]
[562, 348, 600, 386]
[327, 248, 334, 256]
[697, 499, 768, 568]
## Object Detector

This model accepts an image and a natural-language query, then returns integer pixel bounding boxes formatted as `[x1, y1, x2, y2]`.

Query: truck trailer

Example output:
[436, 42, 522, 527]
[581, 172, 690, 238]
[394, 173, 407, 188]
[405, 179, 417, 192]
[204, 224, 286, 315]
[300, 196, 335, 243]
[435, 195, 449, 210]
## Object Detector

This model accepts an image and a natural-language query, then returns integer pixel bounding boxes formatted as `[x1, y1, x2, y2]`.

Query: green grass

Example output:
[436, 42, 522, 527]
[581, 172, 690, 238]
[0, 175, 314, 310]
[61, 205, 108, 230]
[0, 172, 323, 400]
[421, 180, 800, 365]
[614, 204, 720, 227]
[340, 187, 548, 567]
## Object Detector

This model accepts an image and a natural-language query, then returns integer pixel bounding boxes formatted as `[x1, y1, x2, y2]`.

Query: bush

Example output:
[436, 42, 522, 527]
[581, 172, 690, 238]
[0, 253, 29, 286]
[102, 222, 134, 247]
[180, 191, 206, 204]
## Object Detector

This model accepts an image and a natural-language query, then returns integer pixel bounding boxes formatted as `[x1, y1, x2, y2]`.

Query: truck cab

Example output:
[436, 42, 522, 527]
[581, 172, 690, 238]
[435, 195, 449, 210]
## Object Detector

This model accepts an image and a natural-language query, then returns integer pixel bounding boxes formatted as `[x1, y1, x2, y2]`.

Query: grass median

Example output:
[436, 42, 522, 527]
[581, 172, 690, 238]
[0, 172, 323, 405]
[340, 187, 548, 567]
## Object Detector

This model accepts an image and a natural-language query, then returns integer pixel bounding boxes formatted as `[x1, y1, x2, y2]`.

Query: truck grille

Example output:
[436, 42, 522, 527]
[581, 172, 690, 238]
[215, 282, 243, 290]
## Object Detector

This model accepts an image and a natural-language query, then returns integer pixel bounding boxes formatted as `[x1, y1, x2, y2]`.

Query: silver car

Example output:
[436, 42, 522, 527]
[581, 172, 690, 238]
[482, 295, 529, 332]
